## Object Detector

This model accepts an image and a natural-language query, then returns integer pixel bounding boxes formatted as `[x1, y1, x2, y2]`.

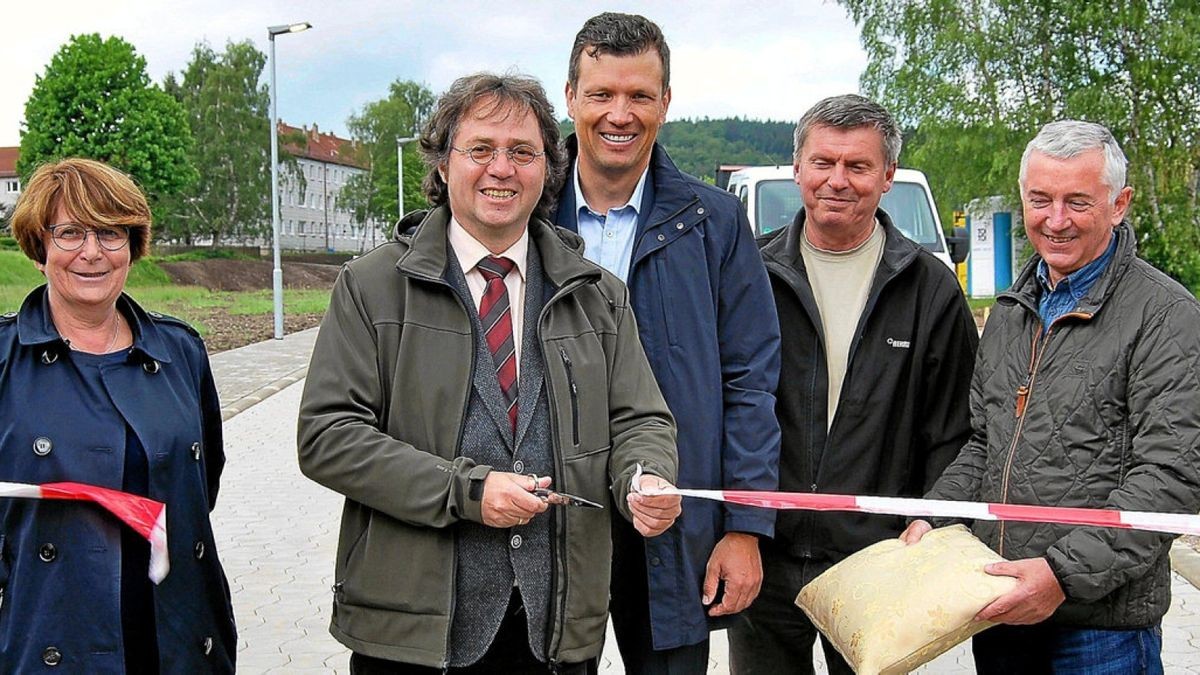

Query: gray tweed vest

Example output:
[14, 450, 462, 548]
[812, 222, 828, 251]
[446, 241, 555, 667]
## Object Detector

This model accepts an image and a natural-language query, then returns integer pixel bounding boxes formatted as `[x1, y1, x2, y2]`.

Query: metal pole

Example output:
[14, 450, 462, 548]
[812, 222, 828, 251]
[395, 135, 418, 238]
[269, 34, 284, 340]
[323, 162, 329, 252]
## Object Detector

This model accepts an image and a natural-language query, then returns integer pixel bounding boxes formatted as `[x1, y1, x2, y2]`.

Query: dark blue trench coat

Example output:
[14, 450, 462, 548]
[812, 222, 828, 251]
[556, 139, 782, 649]
[0, 287, 235, 673]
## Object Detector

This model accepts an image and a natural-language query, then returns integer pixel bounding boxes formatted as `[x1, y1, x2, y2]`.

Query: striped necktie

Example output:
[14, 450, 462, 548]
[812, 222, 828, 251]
[476, 255, 518, 433]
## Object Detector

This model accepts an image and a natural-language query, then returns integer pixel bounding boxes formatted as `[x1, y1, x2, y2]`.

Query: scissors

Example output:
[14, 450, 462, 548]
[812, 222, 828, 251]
[527, 475, 604, 509]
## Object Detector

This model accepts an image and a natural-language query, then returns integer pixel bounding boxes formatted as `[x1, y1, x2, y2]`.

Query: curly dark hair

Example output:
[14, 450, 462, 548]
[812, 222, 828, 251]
[419, 72, 565, 221]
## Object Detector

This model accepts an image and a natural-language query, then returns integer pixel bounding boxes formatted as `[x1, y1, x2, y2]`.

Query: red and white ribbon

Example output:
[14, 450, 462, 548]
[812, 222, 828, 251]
[0, 481, 169, 583]
[632, 466, 1200, 537]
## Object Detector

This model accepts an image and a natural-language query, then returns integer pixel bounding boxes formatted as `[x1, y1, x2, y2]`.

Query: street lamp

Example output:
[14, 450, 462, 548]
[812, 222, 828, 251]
[397, 135, 418, 220]
[268, 20, 311, 340]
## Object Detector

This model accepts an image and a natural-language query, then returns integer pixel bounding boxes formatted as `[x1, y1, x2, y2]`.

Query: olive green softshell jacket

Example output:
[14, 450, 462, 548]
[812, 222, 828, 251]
[297, 206, 678, 666]
[929, 222, 1200, 628]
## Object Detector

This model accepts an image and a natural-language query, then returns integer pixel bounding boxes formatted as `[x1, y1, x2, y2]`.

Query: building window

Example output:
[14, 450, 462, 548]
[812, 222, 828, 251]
[4, 180, 18, 193]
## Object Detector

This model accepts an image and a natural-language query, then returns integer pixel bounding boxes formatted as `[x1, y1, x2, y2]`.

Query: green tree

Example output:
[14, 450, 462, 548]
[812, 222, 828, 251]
[340, 80, 436, 232]
[839, 0, 1200, 287]
[657, 117, 794, 181]
[160, 40, 273, 245]
[18, 34, 194, 204]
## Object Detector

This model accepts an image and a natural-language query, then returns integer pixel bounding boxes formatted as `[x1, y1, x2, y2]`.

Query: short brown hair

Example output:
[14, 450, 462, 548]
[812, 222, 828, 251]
[419, 72, 565, 221]
[11, 157, 152, 263]
[568, 13, 670, 93]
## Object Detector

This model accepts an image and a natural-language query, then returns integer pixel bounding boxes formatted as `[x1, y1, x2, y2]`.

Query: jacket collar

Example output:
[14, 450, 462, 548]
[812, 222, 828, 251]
[395, 204, 602, 290]
[17, 285, 174, 364]
[1002, 221, 1137, 315]
[760, 207, 921, 281]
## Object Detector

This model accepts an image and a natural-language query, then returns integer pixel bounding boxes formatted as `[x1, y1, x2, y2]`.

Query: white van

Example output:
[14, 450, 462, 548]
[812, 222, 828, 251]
[726, 166, 965, 270]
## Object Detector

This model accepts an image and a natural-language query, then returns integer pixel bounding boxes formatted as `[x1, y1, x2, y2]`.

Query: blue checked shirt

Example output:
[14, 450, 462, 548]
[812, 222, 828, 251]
[1036, 232, 1117, 331]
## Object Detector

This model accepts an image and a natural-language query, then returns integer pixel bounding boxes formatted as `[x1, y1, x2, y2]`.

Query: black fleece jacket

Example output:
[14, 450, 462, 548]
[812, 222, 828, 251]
[760, 207, 978, 582]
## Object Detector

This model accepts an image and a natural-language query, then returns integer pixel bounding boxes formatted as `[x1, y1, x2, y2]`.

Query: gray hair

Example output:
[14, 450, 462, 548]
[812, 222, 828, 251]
[568, 12, 670, 92]
[1019, 120, 1127, 203]
[793, 94, 902, 165]
[418, 72, 566, 221]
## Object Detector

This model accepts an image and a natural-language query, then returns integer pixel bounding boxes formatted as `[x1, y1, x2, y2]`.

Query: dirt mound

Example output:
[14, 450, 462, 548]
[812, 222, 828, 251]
[158, 259, 341, 292]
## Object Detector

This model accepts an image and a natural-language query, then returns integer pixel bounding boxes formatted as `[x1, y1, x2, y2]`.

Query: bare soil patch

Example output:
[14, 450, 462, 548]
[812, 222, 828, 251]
[157, 259, 336, 352]
[158, 259, 340, 292]
[197, 308, 325, 353]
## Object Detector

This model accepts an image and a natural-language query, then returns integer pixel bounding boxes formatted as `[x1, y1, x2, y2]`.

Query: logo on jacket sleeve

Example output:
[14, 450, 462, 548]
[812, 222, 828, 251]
[886, 337, 911, 349]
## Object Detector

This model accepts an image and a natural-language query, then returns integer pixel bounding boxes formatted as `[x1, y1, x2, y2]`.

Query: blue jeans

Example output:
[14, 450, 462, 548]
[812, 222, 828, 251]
[973, 623, 1163, 674]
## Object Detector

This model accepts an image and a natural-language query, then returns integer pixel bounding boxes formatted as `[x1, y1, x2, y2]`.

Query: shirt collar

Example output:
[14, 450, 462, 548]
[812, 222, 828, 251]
[1036, 231, 1117, 301]
[573, 160, 649, 219]
[447, 216, 528, 281]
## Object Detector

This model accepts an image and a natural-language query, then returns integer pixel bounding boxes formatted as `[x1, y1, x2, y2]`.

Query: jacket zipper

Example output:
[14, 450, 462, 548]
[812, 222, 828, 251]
[559, 347, 580, 447]
[538, 278, 590, 663]
[443, 285, 474, 671]
[997, 311, 1091, 555]
[763, 250, 907, 537]
[408, 271, 473, 670]
[0, 533, 6, 612]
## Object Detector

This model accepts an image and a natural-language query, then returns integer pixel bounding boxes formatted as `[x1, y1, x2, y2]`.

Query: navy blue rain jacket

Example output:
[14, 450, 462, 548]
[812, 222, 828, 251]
[556, 138, 781, 649]
[0, 287, 235, 673]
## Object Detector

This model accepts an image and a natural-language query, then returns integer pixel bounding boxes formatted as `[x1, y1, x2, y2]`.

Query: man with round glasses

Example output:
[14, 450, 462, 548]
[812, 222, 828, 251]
[452, 144, 544, 166]
[299, 72, 682, 673]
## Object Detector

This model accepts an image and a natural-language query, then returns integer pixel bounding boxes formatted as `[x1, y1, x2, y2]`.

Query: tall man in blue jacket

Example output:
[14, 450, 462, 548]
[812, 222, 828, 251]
[728, 95, 978, 674]
[555, 12, 782, 673]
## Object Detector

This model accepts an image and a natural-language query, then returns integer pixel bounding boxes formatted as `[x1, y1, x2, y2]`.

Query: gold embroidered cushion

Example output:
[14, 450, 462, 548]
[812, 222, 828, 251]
[795, 524, 1017, 675]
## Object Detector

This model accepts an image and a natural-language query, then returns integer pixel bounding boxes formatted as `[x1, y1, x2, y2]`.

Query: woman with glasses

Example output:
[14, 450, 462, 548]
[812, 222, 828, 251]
[0, 158, 236, 672]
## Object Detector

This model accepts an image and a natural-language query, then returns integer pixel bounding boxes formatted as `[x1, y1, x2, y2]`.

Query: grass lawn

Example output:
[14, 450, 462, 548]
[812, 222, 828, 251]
[0, 250, 331, 337]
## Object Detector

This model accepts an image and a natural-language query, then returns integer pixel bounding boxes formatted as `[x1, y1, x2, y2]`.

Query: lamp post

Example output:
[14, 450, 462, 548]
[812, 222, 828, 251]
[268, 20, 311, 340]
[396, 135, 418, 220]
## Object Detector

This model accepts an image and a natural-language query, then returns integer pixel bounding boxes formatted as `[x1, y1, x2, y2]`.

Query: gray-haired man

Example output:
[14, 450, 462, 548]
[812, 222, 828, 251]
[729, 94, 977, 674]
[298, 72, 681, 673]
[902, 120, 1200, 673]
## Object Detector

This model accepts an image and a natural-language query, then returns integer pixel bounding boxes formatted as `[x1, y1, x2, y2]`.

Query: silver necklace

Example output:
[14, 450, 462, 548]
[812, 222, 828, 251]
[65, 312, 122, 353]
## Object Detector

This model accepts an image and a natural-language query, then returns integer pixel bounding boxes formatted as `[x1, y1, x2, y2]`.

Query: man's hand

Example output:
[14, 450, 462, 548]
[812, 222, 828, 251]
[976, 557, 1065, 625]
[628, 474, 682, 537]
[480, 472, 550, 528]
[899, 519, 933, 545]
[702, 532, 762, 616]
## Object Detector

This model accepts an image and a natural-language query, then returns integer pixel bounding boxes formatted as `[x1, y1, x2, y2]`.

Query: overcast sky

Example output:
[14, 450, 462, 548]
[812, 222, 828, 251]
[0, 0, 868, 148]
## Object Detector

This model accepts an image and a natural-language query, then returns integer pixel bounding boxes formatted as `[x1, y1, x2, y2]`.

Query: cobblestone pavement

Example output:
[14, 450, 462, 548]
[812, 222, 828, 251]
[207, 337, 1200, 673]
[211, 327, 318, 421]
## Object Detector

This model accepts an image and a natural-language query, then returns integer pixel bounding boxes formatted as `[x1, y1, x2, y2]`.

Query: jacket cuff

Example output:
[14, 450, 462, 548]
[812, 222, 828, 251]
[461, 464, 493, 524]
[1043, 548, 1075, 601]
[723, 505, 775, 539]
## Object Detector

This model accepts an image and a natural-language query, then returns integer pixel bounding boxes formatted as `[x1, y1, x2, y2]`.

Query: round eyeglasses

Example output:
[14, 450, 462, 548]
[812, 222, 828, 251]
[47, 224, 131, 251]
[451, 144, 545, 167]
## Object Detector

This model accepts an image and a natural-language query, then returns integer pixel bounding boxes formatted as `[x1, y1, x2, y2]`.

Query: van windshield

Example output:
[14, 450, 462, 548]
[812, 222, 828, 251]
[755, 180, 944, 251]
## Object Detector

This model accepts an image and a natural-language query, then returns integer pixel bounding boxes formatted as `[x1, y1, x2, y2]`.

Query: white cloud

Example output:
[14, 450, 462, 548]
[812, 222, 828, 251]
[0, 0, 868, 147]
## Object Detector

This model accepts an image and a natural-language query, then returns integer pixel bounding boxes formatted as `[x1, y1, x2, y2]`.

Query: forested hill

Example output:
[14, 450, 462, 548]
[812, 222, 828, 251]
[559, 118, 794, 182]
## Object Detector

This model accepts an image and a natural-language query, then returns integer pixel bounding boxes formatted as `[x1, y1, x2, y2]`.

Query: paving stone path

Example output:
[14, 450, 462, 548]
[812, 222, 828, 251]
[207, 332, 1200, 673]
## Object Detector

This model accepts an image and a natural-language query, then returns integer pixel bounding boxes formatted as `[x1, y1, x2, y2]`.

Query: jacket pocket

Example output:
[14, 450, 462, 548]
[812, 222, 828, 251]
[340, 513, 449, 615]
[559, 347, 580, 447]
[561, 450, 613, 622]
[553, 341, 611, 455]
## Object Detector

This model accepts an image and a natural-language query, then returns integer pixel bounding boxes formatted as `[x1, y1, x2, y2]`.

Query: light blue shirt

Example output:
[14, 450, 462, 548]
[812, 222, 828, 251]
[573, 161, 649, 283]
